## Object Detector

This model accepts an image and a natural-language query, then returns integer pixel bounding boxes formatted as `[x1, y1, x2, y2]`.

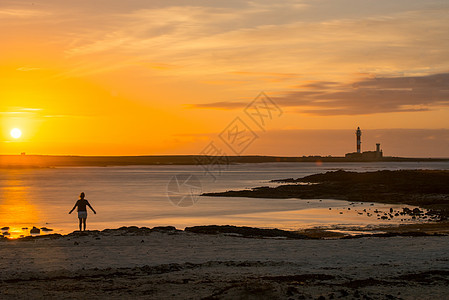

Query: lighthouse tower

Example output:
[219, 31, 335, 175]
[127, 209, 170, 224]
[356, 127, 362, 153]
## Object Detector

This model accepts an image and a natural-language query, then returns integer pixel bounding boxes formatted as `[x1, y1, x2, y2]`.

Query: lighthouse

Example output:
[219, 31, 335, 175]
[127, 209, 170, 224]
[346, 127, 383, 160]
[356, 127, 361, 153]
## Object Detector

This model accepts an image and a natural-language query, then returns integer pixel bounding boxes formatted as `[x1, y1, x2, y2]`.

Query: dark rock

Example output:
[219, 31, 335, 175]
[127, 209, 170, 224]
[185, 225, 309, 239]
[413, 208, 422, 214]
[152, 226, 179, 232]
[30, 227, 40, 234]
[107, 226, 181, 235]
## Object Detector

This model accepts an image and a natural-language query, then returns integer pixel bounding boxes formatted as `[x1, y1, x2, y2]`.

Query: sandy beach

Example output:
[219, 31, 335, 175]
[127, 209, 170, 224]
[1, 170, 449, 299]
[1, 227, 449, 299]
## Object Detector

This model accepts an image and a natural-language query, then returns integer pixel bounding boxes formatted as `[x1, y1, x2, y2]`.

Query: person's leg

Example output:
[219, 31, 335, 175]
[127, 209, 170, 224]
[78, 218, 82, 231]
[82, 218, 87, 231]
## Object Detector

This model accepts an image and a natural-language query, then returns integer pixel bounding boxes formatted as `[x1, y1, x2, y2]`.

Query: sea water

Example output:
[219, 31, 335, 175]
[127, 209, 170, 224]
[1, 161, 448, 238]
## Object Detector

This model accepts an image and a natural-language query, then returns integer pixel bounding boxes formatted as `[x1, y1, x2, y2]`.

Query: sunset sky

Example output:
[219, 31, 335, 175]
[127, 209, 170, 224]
[1, 0, 449, 157]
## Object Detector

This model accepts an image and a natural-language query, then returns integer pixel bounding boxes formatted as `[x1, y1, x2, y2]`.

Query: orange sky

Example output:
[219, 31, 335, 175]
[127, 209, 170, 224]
[1, 0, 449, 157]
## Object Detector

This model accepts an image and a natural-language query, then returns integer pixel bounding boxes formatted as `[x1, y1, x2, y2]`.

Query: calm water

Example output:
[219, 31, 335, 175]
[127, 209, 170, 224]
[1, 161, 448, 238]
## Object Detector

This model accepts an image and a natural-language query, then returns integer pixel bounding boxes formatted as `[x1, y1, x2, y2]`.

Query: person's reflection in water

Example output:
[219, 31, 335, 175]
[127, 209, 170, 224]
[69, 192, 96, 231]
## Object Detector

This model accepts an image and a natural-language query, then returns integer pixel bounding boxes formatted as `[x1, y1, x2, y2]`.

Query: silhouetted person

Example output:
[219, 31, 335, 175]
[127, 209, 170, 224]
[69, 192, 96, 231]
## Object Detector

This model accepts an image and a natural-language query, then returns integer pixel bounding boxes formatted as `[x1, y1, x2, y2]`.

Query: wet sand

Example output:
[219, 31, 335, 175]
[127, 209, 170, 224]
[1, 227, 449, 299]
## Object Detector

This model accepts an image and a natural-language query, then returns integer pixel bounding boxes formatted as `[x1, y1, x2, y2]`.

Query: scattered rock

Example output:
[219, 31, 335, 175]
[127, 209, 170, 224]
[30, 227, 40, 234]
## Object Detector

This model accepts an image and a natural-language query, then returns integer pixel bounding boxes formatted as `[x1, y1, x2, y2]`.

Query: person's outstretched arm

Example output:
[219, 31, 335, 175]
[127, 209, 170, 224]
[69, 202, 78, 214]
[87, 201, 97, 214]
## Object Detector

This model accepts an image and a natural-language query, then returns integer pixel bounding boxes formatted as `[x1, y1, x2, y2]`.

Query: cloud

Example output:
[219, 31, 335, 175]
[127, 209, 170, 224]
[0, 111, 23, 115]
[21, 108, 42, 111]
[0, 9, 49, 18]
[2, 1, 449, 85]
[281, 72, 449, 115]
[51, 4, 448, 85]
[16, 67, 41, 72]
[191, 72, 449, 115]
[42, 114, 88, 118]
[188, 101, 248, 110]
[0, 108, 42, 115]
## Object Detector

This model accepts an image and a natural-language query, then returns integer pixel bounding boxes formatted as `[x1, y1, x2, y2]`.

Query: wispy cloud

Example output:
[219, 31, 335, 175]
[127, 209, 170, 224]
[42, 114, 87, 118]
[0, 107, 42, 115]
[190, 72, 449, 115]
[2, 0, 443, 82]
[0, 111, 23, 115]
[188, 101, 248, 110]
[51, 4, 449, 84]
[0, 8, 49, 18]
[21, 108, 42, 111]
[16, 67, 42, 72]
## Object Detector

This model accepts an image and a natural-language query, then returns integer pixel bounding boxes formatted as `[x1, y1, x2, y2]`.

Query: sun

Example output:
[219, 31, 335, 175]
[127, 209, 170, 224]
[10, 128, 22, 139]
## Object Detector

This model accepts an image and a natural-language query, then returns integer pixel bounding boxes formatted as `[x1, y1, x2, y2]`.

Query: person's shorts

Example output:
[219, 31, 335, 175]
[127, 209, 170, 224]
[78, 211, 88, 219]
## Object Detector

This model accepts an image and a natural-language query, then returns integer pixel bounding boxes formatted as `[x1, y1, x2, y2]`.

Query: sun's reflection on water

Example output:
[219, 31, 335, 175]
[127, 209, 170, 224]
[0, 171, 41, 239]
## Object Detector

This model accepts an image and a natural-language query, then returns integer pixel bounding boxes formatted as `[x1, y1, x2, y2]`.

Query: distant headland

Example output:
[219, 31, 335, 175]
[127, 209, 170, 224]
[0, 154, 448, 168]
[2, 127, 446, 168]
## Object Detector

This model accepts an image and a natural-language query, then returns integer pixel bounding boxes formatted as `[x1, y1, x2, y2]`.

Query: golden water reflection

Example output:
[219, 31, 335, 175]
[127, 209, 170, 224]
[0, 172, 41, 238]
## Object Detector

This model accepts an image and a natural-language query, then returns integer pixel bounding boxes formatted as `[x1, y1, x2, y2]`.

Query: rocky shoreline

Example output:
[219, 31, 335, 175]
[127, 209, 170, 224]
[203, 169, 449, 221]
[2, 223, 448, 242]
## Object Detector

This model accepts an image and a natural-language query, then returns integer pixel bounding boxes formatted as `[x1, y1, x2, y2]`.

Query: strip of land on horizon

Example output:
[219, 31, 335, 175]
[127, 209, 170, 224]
[1, 154, 448, 168]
